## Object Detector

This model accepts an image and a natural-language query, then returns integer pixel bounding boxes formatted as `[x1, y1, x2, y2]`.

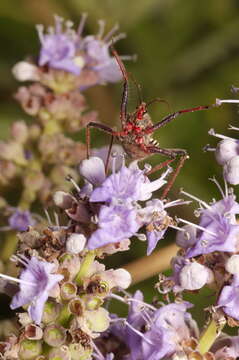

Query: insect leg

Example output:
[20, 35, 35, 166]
[160, 155, 188, 200]
[144, 105, 211, 134]
[86, 122, 114, 159]
[111, 46, 129, 125]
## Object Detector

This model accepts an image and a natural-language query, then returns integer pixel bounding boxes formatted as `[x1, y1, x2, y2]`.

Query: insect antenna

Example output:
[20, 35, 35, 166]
[111, 42, 129, 124]
[146, 98, 172, 113]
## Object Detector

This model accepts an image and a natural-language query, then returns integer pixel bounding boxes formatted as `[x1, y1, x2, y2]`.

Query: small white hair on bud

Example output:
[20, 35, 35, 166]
[179, 262, 212, 290]
[113, 268, 132, 289]
[12, 61, 40, 82]
[53, 191, 74, 209]
[223, 156, 239, 185]
[79, 156, 105, 186]
[215, 139, 239, 166]
[66, 233, 86, 254]
[225, 254, 239, 274]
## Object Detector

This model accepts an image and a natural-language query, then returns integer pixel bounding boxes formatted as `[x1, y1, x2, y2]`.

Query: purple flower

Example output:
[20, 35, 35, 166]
[90, 162, 167, 205]
[186, 195, 239, 258]
[217, 274, 239, 320]
[212, 334, 239, 359]
[141, 302, 198, 360]
[37, 16, 83, 75]
[82, 20, 126, 84]
[8, 210, 35, 231]
[10, 256, 63, 324]
[139, 198, 187, 255]
[87, 205, 140, 249]
[136, 303, 194, 359]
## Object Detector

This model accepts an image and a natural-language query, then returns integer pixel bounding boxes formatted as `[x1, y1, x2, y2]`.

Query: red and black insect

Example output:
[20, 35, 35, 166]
[86, 48, 211, 198]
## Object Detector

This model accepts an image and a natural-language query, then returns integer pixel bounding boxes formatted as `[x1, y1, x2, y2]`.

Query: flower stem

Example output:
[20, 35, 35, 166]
[75, 251, 95, 285]
[198, 318, 224, 354]
[57, 304, 72, 328]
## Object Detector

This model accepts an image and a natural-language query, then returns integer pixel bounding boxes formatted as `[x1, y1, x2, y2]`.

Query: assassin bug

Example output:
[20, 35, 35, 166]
[86, 47, 211, 198]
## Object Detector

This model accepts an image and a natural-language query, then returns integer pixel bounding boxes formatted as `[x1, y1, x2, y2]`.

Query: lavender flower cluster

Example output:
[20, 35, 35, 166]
[1, 12, 239, 360]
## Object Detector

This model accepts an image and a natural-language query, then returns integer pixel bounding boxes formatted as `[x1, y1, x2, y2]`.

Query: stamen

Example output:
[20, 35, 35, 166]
[44, 209, 53, 226]
[109, 293, 156, 311]
[208, 128, 233, 140]
[91, 215, 98, 224]
[216, 98, 239, 105]
[0, 273, 36, 287]
[203, 144, 216, 152]
[135, 233, 147, 241]
[109, 33, 127, 46]
[36, 24, 44, 44]
[65, 174, 81, 193]
[228, 124, 239, 131]
[97, 20, 105, 38]
[224, 176, 229, 198]
[164, 199, 191, 208]
[54, 212, 60, 227]
[103, 23, 119, 42]
[169, 224, 186, 232]
[209, 177, 225, 198]
[111, 151, 117, 175]
[176, 217, 217, 237]
[124, 320, 154, 345]
[120, 54, 138, 62]
[78, 13, 88, 37]
[92, 342, 105, 360]
[180, 189, 210, 209]
[54, 15, 63, 34]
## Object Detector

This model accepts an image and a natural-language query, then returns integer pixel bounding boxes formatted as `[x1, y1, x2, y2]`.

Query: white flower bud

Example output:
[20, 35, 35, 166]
[215, 139, 239, 165]
[53, 191, 74, 209]
[175, 225, 197, 248]
[66, 233, 86, 254]
[79, 157, 105, 186]
[12, 61, 40, 81]
[225, 254, 239, 274]
[223, 156, 239, 185]
[113, 268, 132, 289]
[179, 262, 212, 290]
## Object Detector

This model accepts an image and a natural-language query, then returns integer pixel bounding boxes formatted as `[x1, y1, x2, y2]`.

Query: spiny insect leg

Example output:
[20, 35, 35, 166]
[144, 105, 211, 134]
[160, 155, 188, 200]
[86, 122, 114, 159]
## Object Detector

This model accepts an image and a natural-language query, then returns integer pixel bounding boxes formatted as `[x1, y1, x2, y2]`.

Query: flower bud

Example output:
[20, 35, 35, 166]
[223, 156, 239, 185]
[53, 191, 74, 209]
[60, 282, 77, 301]
[43, 324, 66, 347]
[215, 139, 239, 165]
[24, 324, 43, 340]
[112, 268, 132, 289]
[85, 307, 110, 333]
[48, 346, 71, 360]
[225, 254, 239, 274]
[10, 121, 28, 143]
[69, 343, 92, 360]
[19, 339, 42, 360]
[28, 124, 41, 140]
[79, 157, 105, 185]
[0, 141, 26, 165]
[66, 233, 86, 254]
[176, 225, 197, 248]
[12, 61, 40, 81]
[42, 300, 61, 324]
[179, 262, 212, 290]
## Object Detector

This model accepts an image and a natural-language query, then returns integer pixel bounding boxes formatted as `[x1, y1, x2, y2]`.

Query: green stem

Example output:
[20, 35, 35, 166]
[75, 251, 95, 285]
[198, 318, 224, 354]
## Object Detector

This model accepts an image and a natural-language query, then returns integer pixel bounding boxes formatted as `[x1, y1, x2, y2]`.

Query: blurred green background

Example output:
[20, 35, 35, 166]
[1, 0, 239, 324]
